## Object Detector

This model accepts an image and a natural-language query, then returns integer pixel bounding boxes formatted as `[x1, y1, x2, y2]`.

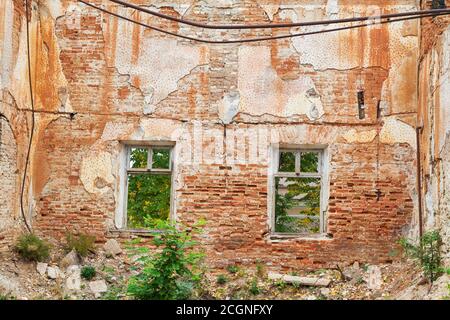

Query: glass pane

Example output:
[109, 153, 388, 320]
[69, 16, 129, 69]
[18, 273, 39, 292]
[129, 148, 148, 169]
[279, 151, 296, 172]
[127, 174, 171, 229]
[274, 177, 321, 234]
[152, 148, 170, 169]
[300, 152, 319, 173]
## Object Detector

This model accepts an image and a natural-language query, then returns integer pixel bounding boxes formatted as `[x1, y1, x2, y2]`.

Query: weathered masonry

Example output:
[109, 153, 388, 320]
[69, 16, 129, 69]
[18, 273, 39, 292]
[0, 0, 449, 270]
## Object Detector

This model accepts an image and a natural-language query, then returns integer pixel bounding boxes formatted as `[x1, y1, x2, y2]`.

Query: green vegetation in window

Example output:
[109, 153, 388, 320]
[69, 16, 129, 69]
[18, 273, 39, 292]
[278, 151, 296, 172]
[127, 147, 171, 229]
[274, 177, 321, 234]
[152, 148, 170, 169]
[129, 148, 148, 168]
[300, 152, 319, 172]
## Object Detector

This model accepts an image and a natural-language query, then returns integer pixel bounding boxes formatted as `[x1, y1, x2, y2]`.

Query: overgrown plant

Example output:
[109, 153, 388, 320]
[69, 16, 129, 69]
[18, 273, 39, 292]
[400, 230, 443, 283]
[15, 234, 50, 262]
[65, 232, 96, 257]
[81, 266, 96, 280]
[248, 278, 260, 295]
[226, 265, 239, 274]
[127, 219, 205, 300]
[216, 274, 228, 285]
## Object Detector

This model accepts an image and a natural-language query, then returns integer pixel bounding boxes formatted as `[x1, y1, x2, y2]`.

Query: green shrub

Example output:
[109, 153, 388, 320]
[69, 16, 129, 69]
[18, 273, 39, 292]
[81, 266, 96, 280]
[65, 232, 96, 257]
[226, 265, 239, 274]
[216, 274, 228, 285]
[15, 234, 50, 262]
[127, 220, 205, 300]
[400, 230, 443, 282]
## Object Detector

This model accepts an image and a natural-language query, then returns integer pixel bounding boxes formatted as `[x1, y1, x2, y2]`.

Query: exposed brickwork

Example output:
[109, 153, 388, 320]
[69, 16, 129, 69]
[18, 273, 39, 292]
[0, 0, 432, 270]
[0, 117, 18, 251]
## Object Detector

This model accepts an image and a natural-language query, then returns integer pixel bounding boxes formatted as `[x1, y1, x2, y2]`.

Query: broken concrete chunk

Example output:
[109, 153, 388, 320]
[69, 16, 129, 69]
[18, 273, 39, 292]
[268, 272, 331, 287]
[65, 265, 81, 291]
[36, 262, 48, 276]
[89, 280, 107, 298]
[47, 266, 61, 280]
[0, 273, 21, 296]
[367, 266, 382, 290]
[60, 249, 80, 269]
[103, 239, 122, 256]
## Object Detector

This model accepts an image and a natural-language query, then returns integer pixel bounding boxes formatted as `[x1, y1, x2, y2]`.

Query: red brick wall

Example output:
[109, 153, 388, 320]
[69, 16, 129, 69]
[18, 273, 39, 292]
[1, 0, 422, 270]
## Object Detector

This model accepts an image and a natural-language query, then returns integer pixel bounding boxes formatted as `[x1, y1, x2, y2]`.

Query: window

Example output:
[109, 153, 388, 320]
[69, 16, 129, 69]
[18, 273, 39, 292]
[272, 148, 325, 235]
[124, 145, 173, 230]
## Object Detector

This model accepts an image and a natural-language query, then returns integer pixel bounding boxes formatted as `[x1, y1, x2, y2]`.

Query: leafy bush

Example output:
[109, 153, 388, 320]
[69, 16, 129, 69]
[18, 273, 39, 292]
[15, 234, 50, 262]
[81, 266, 96, 280]
[216, 274, 228, 285]
[400, 230, 443, 282]
[65, 232, 96, 257]
[127, 220, 205, 300]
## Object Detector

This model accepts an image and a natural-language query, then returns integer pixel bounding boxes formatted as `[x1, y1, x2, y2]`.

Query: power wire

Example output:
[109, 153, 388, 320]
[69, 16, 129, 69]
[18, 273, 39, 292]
[79, 1, 449, 44]
[20, 0, 33, 233]
[107, 0, 450, 30]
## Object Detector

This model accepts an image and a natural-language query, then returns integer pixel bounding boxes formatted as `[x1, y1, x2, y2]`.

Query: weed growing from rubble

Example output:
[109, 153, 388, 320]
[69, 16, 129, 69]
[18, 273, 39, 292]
[226, 265, 239, 274]
[400, 230, 443, 283]
[127, 219, 205, 300]
[65, 232, 96, 257]
[15, 234, 50, 262]
[249, 278, 261, 295]
[81, 266, 96, 280]
[256, 261, 266, 278]
[216, 274, 228, 285]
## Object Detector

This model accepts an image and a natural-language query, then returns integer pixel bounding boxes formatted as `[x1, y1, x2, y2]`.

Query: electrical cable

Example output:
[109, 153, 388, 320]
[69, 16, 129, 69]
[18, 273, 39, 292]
[20, 0, 33, 233]
[79, 1, 449, 44]
[107, 0, 450, 30]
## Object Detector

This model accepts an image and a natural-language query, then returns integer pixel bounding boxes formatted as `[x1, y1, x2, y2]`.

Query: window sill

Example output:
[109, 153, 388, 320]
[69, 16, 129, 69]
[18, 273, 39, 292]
[268, 233, 333, 242]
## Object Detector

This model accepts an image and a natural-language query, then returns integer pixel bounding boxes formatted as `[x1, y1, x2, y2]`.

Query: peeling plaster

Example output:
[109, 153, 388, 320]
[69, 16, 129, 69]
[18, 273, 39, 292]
[0, 0, 14, 90]
[80, 152, 114, 194]
[260, 4, 279, 21]
[217, 91, 240, 124]
[238, 46, 324, 120]
[111, 14, 208, 106]
[380, 117, 416, 148]
[342, 129, 377, 143]
[325, 0, 339, 18]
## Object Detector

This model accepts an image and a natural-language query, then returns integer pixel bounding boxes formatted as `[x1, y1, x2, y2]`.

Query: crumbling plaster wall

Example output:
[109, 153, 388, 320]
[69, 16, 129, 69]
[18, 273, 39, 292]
[418, 1, 450, 263]
[0, 0, 423, 268]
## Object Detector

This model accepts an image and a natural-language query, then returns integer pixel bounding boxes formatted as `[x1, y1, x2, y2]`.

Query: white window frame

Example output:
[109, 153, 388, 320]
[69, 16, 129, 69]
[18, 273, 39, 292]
[119, 143, 175, 231]
[270, 146, 328, 237]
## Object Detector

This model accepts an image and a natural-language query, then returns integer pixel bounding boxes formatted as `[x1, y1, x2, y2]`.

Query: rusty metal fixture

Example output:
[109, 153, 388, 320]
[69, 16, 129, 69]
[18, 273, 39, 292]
[107, 0, 450, 30]
[357, 91, 365, 120]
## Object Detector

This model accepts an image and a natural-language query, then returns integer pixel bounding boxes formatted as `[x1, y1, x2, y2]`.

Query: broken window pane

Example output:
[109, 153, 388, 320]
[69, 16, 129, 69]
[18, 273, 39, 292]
[152, 148, 170, 169]
[126, 173, 171, 229]
[279, 151, 296, 172]
[300, 152, 319, 173]
[274, 177, 321, 234]
[129, 148, 148, 169]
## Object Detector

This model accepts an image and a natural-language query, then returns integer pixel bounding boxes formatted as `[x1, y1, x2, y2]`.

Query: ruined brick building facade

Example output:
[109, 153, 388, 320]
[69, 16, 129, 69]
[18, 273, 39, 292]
[0, 0, 449, 271]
